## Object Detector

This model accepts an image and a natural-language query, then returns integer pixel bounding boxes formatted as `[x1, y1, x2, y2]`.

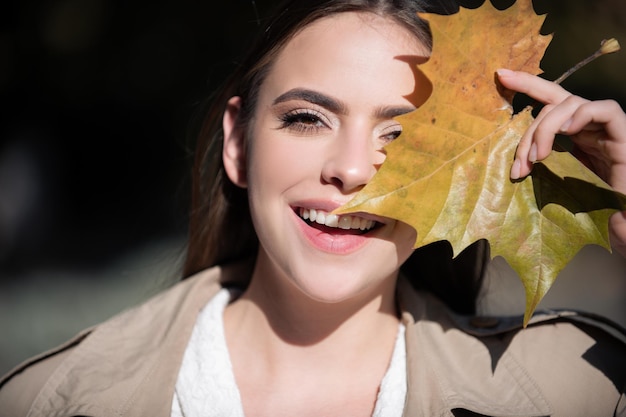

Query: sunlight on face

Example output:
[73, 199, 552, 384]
[242, 12, 430, 303]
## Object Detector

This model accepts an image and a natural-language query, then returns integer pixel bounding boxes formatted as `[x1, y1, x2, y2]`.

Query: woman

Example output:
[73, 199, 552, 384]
[1, 0, 625, 416]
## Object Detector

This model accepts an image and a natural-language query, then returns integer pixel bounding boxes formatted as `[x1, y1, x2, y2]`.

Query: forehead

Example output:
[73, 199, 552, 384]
[288, 11, 427, 53]
[260, 12, 429, 105]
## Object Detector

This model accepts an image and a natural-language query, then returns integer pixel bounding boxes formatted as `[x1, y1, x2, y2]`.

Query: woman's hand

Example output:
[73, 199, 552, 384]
[497, 68, 626, 256]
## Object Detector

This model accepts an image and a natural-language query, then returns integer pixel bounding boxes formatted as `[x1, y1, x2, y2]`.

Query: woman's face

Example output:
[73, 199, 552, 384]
[224, 12, 430, 303]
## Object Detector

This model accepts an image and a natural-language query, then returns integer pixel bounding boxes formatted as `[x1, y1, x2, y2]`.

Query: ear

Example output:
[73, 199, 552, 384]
[222, 96, 248, 188]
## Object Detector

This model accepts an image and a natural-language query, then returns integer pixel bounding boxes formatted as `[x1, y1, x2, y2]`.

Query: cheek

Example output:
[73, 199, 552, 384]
[248, 136, 324, 189]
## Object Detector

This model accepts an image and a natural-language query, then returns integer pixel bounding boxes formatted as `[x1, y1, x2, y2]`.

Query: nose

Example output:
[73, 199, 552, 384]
[321, 128, 381, 192]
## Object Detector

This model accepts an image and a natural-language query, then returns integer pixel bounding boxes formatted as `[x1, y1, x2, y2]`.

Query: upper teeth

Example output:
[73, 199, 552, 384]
[299, 208, 375, 231]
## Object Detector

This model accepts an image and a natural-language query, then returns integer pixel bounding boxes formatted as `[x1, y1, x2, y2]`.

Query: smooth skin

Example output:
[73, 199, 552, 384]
[499, 69, 626, 256]
[222, 12, 426, 417]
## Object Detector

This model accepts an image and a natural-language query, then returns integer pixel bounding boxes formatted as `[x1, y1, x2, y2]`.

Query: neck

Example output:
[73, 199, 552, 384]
[223, 252, 402, 416]
[224, 251, 400, 356]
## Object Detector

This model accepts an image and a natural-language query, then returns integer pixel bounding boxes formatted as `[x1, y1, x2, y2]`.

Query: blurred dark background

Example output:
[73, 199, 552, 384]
[1, 0, 625, 374]
[0, 0, 275, 273]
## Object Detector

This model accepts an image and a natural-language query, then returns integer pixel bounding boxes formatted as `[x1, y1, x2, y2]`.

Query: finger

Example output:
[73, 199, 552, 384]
[561, 100, 626, 149]
[511, 105, 549, 179]
[497, 70, 571, 179]
[565, 100, 626, 187]
[515, 96, 611, 179]
[547, 100, 626, 193]
[496, 69, 570, 105]
[531, 95, 589, 158]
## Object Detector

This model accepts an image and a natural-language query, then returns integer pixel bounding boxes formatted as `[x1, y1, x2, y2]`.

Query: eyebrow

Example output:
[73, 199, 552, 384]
[273, 88, 347, 114]
[374, 105, 415, 119]
[272, 88, 416, 119]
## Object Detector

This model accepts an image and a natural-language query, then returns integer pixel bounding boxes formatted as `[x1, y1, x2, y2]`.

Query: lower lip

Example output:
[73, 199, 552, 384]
[294, 213, 374, 255]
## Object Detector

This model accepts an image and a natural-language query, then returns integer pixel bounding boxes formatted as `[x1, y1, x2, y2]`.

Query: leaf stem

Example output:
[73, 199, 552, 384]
[554, 38, 621, 85]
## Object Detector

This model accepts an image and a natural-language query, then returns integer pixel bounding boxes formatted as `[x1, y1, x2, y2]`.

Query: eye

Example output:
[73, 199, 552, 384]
[379, 124, 402, 144]
[278, 109, 329, 134]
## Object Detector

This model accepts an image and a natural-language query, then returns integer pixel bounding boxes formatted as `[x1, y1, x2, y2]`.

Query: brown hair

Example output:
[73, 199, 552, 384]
[183, 0, 488, 314]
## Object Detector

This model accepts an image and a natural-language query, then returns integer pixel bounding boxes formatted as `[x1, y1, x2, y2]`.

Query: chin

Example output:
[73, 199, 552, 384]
[288, 262, 398, 304]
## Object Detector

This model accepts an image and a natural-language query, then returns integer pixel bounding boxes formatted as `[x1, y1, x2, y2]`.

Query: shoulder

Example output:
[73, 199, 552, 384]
[454, 307, 626, 374]
[0, 330, 87, 417]
[453, 304, 626, 413]
[0, 263, 248, 417]
[400, 275, 626, 375]
[398, 278, 626, 414]
[493, 310, 626, 414]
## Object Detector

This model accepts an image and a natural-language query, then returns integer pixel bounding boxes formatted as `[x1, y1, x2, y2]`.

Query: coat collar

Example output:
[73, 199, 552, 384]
[23, 264, 550, 417]
[25, 263, 243, 417]
[397, 276, 551, 417]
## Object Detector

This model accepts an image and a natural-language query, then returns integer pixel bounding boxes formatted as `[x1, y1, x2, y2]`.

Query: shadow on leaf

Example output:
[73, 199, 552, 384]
[532, 162, 626, 213]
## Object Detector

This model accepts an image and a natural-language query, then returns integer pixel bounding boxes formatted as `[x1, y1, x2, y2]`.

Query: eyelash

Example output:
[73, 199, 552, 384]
[380, 126, 402, 143]
[278, 108, 402, 143]
[279, 109, 329, 134]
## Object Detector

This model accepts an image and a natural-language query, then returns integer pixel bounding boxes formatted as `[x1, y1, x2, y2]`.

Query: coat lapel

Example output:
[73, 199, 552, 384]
[27, 264, 246, 417]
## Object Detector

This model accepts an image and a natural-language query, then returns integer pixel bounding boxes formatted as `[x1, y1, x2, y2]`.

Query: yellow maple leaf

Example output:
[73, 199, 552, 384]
[336, 0, 626, 325]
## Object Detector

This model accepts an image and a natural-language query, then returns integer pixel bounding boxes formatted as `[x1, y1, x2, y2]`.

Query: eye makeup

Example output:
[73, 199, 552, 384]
[278, 108, 330, 135]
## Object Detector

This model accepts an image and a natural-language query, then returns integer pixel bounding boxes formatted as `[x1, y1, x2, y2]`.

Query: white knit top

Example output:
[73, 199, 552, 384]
[171, 289, 406, 417]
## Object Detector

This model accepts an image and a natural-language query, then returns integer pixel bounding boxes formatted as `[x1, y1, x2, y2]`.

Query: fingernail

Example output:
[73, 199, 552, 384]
[510, 158, 521, 179]
[560, 118, 572, 132]
[529, 143, 538, 163]
[496, 68, 515, 77]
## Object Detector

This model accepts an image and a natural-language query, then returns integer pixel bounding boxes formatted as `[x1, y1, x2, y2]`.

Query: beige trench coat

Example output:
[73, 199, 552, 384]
[1, 262, 625, 417]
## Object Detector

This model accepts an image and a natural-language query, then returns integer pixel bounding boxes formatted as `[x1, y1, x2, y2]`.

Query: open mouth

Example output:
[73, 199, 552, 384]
[297, 207, 380, 235]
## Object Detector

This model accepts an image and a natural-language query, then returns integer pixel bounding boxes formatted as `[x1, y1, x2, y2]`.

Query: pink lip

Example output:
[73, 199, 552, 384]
[291, 204, 381, 255]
